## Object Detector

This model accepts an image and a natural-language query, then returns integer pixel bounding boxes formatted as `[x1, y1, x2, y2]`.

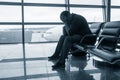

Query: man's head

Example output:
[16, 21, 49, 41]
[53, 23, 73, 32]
[60, 11, 71, 23]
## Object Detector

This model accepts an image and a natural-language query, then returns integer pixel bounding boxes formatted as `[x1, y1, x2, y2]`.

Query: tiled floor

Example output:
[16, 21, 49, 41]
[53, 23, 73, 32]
[0, 43, 120, 80]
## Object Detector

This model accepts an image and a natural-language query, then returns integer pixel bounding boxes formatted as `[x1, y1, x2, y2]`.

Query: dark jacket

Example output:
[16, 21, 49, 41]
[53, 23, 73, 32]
[64, 13, 92, 36]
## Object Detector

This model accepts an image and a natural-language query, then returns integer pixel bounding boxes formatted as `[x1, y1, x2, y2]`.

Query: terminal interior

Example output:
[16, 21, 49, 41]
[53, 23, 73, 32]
[0, 0, 120, 80]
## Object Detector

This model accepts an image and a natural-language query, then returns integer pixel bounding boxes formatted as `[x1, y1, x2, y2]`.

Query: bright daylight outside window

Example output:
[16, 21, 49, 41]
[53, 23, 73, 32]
[111, 0, 120, 21]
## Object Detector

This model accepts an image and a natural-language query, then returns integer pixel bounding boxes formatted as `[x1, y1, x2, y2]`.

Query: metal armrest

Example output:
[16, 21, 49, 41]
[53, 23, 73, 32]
[80, 34, 97, 45]
[96, 36, 119, 51]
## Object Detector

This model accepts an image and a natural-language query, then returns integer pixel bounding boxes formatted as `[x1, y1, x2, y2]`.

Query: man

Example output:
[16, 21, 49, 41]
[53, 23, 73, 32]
[48, 11, 92, 69]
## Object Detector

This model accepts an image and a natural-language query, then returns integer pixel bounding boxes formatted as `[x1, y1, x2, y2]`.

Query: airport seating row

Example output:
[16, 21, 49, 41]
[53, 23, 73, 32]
[73, 21, 120, 64]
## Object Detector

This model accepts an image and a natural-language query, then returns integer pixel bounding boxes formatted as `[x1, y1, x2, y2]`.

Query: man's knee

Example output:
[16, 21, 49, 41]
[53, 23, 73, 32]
[60, 35, 66, 39]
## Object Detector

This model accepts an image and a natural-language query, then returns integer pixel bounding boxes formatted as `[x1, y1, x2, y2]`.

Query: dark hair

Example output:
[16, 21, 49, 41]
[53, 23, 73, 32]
[60, 11, 70, 17]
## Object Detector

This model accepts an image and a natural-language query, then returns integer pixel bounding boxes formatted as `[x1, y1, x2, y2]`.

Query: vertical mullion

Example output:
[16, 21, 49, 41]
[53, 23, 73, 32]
[67, 0, 70, 12]
[105, 0, 111, 22]
[65, 0, 70, 11]
[21, 0, 27, 79]
[107, 0, 111, 22]
[102, 0, 106, 22]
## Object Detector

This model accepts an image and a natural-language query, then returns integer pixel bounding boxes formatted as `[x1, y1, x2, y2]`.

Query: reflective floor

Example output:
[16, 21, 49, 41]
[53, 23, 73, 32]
[0, 43, 120, 80]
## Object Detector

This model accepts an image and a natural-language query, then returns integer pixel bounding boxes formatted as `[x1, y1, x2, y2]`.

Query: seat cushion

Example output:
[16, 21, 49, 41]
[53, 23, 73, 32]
[88, 49, 120, 63]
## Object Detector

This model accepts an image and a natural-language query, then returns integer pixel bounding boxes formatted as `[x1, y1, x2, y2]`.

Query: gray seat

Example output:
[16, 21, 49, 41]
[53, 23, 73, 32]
[88, 21, 120, 64]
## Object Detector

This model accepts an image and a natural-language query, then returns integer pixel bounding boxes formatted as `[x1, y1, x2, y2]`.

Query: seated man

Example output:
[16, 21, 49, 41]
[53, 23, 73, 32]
[48, 11, 92, 69]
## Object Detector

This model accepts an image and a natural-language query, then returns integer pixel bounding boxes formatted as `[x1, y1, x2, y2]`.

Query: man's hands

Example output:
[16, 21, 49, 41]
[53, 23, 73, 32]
[65, 25, 71, 35]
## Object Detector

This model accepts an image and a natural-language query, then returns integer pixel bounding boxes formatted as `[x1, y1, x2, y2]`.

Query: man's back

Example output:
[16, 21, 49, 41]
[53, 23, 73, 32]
[69, 13, 92, 36]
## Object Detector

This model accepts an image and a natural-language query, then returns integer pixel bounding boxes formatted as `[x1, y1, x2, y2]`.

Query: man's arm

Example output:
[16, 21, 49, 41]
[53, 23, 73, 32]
[63, 26, 68, 36]
[65, 25, 71, 36]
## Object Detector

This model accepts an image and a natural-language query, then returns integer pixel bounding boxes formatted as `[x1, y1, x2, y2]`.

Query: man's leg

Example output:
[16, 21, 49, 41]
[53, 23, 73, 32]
[52, 35, 82, 69]
[59, 37, 73, 63]
[48, 35, 66, 60]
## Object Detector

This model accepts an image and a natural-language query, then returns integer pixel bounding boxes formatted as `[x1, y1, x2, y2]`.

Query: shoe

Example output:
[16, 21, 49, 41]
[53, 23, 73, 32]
[52, 62, 65, 70]
[48, 56, 59, 60]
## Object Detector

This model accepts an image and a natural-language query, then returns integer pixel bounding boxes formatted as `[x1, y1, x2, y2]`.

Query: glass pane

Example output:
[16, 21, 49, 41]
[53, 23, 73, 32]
[111, 9, 120, 21]
[25, 25, 63, 42]
[0, 25, 23, 43]
[0, 0, 21, 2]
[111, 0, 120, 6]
[24, 7, 65, 22]
[24, 0, 65, 4]
[0, 6, 22, 22]
[70, 0, 103, 5]
[0, 25, 24, 79]
[70, 8, 103, 22]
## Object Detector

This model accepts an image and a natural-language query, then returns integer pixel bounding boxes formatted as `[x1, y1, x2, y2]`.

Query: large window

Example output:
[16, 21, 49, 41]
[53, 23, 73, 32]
[0, 0, 105, 44]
